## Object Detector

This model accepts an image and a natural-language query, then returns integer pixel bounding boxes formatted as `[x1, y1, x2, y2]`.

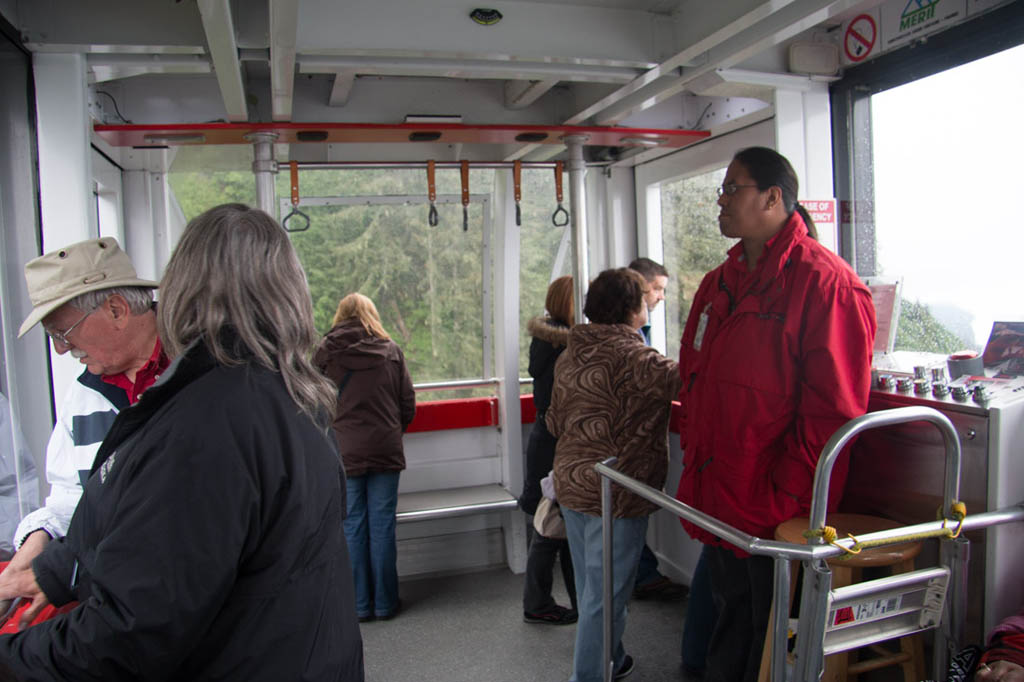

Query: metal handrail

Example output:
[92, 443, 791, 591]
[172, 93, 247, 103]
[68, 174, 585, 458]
[412, 377, 534, 392]
[594, 462, 1018, 564]
[593, 405, 1024, 682]
[413, 378, 498, 392]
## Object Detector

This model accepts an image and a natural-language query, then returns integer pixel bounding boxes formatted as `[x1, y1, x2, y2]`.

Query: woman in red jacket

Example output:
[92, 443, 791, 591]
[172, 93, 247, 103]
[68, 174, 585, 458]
[676, 147, 876, 682]
[315, 293, 416, 622]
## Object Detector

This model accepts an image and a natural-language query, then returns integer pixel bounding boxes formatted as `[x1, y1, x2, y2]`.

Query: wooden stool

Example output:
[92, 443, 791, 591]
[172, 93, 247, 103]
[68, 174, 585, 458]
[759, 513, 926, 682]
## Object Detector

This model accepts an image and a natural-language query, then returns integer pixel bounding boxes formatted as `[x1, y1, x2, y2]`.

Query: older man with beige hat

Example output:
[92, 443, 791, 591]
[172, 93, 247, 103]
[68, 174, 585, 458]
[0, 237, 168, 627]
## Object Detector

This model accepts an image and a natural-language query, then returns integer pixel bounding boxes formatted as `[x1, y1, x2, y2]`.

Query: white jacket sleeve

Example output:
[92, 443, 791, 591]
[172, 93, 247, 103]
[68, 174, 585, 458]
[12, 409, 80, 547]
[12, 379, 117, 549]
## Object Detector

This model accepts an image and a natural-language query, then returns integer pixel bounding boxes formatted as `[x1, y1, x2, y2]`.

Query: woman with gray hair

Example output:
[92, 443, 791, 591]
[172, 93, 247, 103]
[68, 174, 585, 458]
[0, 204, 365, 680]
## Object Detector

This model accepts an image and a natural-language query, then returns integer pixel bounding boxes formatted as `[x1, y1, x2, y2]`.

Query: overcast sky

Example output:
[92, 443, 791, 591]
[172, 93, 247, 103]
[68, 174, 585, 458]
[871, 41, 1024, 348]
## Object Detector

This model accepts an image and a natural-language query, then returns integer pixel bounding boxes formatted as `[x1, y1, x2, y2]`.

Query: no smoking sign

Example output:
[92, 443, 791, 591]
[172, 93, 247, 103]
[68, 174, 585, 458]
[844, 13, 877, 63]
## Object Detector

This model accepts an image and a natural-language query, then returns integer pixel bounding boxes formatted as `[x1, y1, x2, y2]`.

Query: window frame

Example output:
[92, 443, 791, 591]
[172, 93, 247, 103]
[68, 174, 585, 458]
[634, 118, 774, 353]
[830, 1, 1024, 278]
[281, 192, 495, 383]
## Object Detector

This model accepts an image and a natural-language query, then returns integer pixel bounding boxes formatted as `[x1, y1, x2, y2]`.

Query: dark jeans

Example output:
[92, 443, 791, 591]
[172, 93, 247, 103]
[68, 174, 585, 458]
[344, 471, 401, 618]
[523, 526, 577, 612]
[681, 545, 718, 673]
[704, 544, 774, 682]
[634, 542, 662, 587]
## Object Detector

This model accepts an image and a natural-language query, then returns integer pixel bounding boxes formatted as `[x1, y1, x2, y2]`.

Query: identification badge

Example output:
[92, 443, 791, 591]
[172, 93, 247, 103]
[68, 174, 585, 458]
[693, 303, 711, 351]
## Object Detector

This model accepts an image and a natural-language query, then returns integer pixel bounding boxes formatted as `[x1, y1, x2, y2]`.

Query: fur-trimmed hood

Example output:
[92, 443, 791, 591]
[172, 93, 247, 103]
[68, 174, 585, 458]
[527, 316, 569, 347]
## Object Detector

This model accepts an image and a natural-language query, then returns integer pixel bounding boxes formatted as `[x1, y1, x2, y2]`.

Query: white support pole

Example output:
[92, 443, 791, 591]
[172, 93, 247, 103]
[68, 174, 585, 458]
[249, 132, 280, 218]
[774, 84, 837, 251]
[493, 169, 527, 574]
[33, 52, 95, 414]
[603, 167, 637, 270]
[33, 53, 94, 251]
[563, 135, 590, 324]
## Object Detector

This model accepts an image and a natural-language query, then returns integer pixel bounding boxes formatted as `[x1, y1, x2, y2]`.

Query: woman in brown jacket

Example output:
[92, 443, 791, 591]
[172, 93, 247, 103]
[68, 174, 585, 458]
[547, 268, 682, 682]
[315, 293, 416, 622]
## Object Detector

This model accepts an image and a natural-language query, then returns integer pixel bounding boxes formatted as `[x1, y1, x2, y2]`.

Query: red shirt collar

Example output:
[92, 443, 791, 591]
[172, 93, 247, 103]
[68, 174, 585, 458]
[101, 337, 170, 404]
[725, 211, 806, 274]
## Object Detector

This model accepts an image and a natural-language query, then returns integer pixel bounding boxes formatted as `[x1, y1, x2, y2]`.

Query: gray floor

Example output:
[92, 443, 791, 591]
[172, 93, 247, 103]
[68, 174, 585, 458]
[360, 566, 690, 682]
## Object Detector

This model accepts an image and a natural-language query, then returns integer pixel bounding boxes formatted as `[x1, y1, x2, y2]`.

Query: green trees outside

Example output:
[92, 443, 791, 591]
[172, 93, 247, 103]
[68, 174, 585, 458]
[893, 299, 972, 353]
[659, 168, 732, 362]
[168, 165, 564, 389]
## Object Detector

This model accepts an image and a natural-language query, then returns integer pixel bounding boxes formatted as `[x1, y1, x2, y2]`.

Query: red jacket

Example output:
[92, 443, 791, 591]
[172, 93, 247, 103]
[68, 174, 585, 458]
[676, 212, 876, 552]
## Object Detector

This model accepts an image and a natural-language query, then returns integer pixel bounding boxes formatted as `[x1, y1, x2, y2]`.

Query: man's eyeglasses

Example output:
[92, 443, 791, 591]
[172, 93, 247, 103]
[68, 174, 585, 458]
[46, 308, 95, 347]
[716, 183, 760, 198]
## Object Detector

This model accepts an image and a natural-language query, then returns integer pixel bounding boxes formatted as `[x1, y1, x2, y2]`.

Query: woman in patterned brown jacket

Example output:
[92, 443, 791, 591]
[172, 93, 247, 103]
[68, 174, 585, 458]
[546, 267, 682, 682]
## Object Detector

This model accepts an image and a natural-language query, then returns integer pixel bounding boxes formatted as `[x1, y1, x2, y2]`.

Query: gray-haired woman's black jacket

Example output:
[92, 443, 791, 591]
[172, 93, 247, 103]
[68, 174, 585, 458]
[0, 338, 365, 681]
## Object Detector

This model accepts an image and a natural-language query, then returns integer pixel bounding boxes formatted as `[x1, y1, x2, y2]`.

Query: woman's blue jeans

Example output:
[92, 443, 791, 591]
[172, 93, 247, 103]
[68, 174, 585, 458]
[563, 508, 648, 682]
[344, 471, 400, 618]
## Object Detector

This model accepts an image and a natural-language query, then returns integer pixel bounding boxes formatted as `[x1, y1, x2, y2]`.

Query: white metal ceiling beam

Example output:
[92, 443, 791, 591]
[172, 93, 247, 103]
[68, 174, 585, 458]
[298, 54, 645, 84]
[197, 0, 247, 122]
[562, 0, 789, 126]
[270, 0, 299, 121]
[87, 53, 212, 83]
[591, 0, 867, 125]
[329, 70, 358, 107]
[504, 79, 560, 109]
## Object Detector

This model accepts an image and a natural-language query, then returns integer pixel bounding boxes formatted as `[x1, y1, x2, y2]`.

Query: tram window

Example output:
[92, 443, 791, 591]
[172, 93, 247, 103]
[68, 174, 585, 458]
[659, 166, 732, 362]
[863, 43, 1024, 353]
[167, 146, 258, 211]
[171, 157, 560, 393]
[276, 168, 492, 391]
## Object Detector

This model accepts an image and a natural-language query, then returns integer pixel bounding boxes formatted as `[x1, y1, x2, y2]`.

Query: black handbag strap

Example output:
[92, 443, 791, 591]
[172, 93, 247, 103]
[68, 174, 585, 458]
[336, 370, 354, 396]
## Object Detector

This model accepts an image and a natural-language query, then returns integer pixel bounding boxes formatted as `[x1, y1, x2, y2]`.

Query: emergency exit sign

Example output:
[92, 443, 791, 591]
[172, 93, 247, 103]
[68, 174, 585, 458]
[801, 199, 836, 225]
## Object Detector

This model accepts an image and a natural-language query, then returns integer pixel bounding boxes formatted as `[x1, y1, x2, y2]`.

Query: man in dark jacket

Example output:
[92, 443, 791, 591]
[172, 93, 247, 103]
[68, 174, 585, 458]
[626, 257, 688, 602]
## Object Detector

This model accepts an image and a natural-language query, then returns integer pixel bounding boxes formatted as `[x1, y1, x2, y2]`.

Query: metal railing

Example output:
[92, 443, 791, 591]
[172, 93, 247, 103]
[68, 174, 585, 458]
[413, 378, 499, 392]
[593, 406, 1024, 682]
[411, 377, 533, 392]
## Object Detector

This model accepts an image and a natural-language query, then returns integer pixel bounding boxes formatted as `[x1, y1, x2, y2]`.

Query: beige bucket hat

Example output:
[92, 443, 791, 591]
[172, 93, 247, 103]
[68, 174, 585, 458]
[18, 237, 158, 338]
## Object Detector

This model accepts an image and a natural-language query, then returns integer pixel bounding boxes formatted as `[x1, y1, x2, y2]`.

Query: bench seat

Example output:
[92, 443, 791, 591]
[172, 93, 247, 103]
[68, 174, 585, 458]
[396, 484, 518, 523]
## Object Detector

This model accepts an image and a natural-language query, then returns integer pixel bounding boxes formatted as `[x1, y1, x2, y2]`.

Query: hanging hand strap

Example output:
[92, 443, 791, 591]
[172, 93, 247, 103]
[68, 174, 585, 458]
[513, 160, 522, 227]
[460, 160, 470, 232]
[427, 160, 439, 227]
[551, 160, 569, 227]
[282, 161, 310, 232]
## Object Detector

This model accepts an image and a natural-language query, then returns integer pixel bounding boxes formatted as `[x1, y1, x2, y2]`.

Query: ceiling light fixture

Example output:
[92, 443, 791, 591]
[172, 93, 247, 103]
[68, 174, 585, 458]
[469, 8, 503, 25]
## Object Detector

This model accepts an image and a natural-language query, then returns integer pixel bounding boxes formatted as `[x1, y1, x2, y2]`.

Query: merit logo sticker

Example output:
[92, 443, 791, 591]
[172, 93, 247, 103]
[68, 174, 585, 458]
[880, 0, 965, 52]
[900, 0, 940, 30]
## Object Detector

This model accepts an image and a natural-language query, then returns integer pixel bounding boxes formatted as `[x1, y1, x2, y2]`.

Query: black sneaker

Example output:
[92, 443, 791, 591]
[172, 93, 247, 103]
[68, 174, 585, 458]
[615, 655, 635, 679]
[523, 605, 578, 625]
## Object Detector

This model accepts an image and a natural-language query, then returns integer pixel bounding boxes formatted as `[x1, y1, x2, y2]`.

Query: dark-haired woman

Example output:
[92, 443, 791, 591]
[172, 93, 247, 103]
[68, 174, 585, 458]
[547, 268, 682, 682]
[520, 275, 577, 625]
[676, 148, 877, 682]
